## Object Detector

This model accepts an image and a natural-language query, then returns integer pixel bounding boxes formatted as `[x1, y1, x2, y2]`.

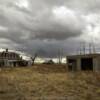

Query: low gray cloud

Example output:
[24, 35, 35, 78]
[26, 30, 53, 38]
[0, 0, 100, 57]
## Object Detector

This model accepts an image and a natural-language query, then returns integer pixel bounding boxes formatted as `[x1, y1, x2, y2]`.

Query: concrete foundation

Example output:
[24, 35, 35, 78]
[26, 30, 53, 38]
[67, 54, 100, 72]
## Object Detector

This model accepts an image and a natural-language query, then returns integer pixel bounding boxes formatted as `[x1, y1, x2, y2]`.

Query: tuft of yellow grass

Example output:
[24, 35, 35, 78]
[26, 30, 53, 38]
[0, 65, 99, 100]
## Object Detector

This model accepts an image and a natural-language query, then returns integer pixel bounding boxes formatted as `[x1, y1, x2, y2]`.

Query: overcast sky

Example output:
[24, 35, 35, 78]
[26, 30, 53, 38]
[0, 0, 100, 57]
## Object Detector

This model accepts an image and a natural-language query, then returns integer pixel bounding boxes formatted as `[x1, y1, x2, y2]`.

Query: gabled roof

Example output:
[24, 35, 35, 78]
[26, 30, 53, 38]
[0, 50, 22, 60]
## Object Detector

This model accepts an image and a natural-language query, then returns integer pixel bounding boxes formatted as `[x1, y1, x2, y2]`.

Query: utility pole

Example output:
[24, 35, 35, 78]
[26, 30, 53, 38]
[91, 36, 96, 54]
[93, 44, 96, 53]
[57, 49, 60, 64]
[57, 48, 63, 64]
[80, 46, 82, 55]
[92, 40, 96, 53]
[79, 42, 82, 55]
[83, 42, 86, 55]
[89, 43, 92, 54]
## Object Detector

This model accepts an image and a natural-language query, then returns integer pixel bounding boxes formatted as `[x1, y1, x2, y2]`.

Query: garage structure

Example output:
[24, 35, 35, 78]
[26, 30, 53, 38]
[67, 54, 100, 72]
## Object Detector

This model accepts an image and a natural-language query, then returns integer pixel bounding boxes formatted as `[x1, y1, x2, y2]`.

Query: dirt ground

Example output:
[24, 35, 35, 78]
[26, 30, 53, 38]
[0, 64, 100, 100]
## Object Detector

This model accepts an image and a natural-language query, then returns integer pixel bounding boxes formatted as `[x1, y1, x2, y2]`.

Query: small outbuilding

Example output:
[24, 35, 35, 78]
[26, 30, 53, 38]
[43, 59, 55, 65]
[67, 53, 100, 72]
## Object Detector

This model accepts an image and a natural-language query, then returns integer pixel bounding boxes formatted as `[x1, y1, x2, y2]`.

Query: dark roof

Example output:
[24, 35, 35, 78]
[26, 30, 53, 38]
[0, 51, 22, 60]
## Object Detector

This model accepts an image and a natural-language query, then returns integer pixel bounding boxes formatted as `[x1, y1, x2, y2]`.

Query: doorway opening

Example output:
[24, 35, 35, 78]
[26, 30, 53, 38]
[68, 59, 77, 71]
[81, 58, 93, 71]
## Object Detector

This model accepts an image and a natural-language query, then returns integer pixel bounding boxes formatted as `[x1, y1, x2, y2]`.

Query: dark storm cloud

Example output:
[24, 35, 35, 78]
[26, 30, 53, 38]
[0, 0, 85, 40]
[0, 0, 100, 57]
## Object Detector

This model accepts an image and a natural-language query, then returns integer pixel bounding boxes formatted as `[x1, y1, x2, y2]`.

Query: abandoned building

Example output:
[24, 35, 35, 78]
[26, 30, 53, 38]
[0, 49, 28, 67]
[67, 54, 100, 72]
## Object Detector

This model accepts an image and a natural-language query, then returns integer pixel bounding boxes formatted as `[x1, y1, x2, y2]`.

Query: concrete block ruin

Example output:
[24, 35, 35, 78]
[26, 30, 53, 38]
[67, 54, 100, 72]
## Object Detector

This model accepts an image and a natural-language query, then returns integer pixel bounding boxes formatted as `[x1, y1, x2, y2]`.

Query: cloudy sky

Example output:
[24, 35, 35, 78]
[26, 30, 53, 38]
[0, 0, 100, 57]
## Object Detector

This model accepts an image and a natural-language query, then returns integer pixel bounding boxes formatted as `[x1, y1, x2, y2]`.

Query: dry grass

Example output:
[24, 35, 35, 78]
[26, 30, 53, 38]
[0, 65, 100, 100]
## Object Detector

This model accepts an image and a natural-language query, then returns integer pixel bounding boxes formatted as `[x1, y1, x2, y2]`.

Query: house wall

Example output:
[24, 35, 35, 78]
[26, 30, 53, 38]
[67, 58, 78, 71]
[78, 57, 96, 71]
[96, 57, 100, 71]
[93, 57, 98, 72]
[77, 58, 81, 71]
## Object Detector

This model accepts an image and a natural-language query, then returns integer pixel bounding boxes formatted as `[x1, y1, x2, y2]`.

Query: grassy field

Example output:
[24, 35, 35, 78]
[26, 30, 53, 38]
[0, 65, 100, 100]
